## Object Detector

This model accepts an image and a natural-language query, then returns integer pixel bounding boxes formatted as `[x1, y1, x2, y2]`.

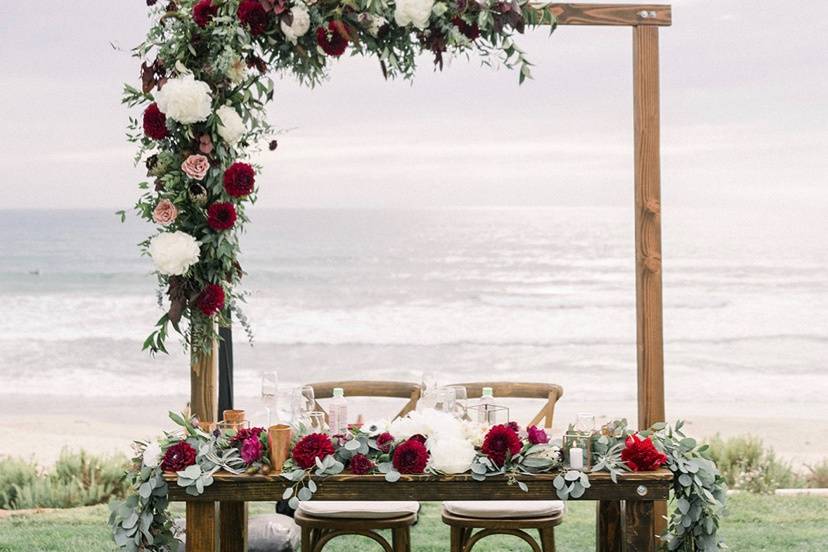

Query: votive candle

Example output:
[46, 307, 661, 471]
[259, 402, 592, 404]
[570, 447, 584, 470]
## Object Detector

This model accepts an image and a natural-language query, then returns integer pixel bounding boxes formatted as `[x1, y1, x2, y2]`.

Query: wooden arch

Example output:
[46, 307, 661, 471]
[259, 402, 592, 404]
[188, 4, 672, 550]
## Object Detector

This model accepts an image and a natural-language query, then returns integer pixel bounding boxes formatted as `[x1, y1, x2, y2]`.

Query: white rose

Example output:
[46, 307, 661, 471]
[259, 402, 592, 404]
[280, 5, 311, 44]
[155, 75, 212, 124]
[394, 0, 434, 30]
[461, 420, 488, 448]
[216, 105, 245, 145]
[142, 442, 163, 469]
[227, 57, 247, 84]
[149, 231, 200, 276]
[428, 437, 477, 474]
[358, 13, 386, 37]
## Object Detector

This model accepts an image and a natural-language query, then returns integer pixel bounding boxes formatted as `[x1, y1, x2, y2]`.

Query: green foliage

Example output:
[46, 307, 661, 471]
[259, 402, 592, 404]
[805, 459, 828, 488]
[707, 435, 801, 493]
[0, 451, 129, 510]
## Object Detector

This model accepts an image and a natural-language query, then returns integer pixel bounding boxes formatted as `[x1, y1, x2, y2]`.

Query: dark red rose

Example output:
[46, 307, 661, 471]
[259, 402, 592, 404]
[195, 283, 225, 316]
[481, 424, 522, 466]
[237, 0, 269, 35]
[160, 440, 197, 472]
[507, 421, 520, 433]
[527, 425, 549, 445]
[143, 103, 168, 140]
[292, 433, 335, 469]
[408, 434, 427, 445]
[349, 453, 374, 475]
[207, 202, 237, 231]
[223, 162, 256, 198]
[392, 439, 428, 474]
[621, 435, 668, 472]
[192, 0, 218, 28]
[376, 432, 394, 453]
[316, 22, 348, 57]
[452, 17, 480, 40]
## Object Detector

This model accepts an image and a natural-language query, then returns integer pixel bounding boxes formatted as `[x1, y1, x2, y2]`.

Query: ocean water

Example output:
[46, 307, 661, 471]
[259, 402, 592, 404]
[1, 207, 826, 418]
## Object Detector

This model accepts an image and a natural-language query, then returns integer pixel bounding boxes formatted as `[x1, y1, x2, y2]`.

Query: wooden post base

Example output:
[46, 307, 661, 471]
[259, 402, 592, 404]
[186, 502, 218, 552]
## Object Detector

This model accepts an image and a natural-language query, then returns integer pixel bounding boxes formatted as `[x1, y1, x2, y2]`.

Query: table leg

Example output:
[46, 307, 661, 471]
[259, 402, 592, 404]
[624, 501, 655, 552]
[187, 502, 218, 552]
[596, 500, 623, 552]
[220, 501, 248, 552]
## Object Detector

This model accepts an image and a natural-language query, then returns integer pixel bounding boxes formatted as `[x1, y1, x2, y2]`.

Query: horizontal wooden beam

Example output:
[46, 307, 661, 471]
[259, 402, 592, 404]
[167, 471, 672, 503]
[544, 3, 672, 26]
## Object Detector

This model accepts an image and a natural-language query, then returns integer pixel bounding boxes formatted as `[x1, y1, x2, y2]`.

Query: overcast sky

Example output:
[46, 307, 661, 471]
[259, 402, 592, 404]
[0, 1, 826, 209]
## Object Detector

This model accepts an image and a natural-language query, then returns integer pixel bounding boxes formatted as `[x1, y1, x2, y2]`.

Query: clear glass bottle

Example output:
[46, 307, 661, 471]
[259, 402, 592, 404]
[328, 387, 348, 435]
[478, 386, 495, 425]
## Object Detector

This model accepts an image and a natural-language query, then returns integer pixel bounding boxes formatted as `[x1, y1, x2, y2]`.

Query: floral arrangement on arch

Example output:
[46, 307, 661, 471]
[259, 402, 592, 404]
[124, 0, 558, 354]
[110, 410, 726, 551]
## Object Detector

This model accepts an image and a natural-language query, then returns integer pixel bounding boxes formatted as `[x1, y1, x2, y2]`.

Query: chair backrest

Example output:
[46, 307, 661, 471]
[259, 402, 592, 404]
[450, 382, 564, 429]
[307, 380, 422, 420]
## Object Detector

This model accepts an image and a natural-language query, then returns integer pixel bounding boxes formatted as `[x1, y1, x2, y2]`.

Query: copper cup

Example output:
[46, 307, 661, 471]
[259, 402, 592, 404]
[268, 425, 292, 474]
[223, 409, 246, 424]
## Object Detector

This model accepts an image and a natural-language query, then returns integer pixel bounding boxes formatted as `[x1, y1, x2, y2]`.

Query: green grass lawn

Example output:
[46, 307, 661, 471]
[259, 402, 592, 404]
[1, 494, 827, 552]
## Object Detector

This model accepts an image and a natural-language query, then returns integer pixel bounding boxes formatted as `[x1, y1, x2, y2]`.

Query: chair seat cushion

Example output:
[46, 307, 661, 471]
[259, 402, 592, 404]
[443, 500, 565, 519]
[297, 501, 420, 519]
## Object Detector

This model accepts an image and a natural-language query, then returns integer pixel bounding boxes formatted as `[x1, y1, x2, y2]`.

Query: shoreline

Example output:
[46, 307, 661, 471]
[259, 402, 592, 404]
[2, 394, 825, 468]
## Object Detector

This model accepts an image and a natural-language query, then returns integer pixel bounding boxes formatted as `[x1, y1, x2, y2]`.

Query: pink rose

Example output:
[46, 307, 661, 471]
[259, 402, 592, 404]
[181, 154, 210, 181]
[152, 199, 178, 226]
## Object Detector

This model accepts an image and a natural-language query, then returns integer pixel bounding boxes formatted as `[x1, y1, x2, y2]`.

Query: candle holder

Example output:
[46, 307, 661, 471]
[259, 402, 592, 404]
[562, 431, 593, 471]
[268, 424, 293, 474]
[466, 403, 510, 426]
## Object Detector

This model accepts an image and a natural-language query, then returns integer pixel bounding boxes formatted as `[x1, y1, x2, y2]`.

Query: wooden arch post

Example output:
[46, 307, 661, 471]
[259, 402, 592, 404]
[187, 4, 670, 550]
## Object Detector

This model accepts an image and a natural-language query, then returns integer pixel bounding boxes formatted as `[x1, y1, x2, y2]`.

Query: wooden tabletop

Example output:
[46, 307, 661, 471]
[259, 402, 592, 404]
[166, 469, 672, 502]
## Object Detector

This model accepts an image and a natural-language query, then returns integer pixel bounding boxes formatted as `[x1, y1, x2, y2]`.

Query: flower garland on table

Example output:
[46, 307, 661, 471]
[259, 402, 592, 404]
[124, 0, 558, 354]
[110, 411, 725, 551]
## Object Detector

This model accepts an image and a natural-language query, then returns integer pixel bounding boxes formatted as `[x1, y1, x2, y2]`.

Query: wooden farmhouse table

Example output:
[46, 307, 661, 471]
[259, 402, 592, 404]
[167, 469, 672, 552]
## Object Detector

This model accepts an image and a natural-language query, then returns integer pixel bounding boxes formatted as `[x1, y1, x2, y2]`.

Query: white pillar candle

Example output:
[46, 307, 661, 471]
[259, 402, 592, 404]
[569, 447, 584, 470]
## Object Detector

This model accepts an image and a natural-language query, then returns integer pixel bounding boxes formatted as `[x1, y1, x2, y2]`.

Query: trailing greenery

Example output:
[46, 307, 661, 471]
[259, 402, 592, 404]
[562, 420, 728, 552]
[0, 451, 129, 510]
[707, 435, 801, 494]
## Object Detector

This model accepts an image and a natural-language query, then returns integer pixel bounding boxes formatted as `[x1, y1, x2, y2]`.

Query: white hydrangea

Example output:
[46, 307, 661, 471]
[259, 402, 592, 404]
[394, 0, 434, 30]
[280, 5, 311, 44]
[216, 105, 245, 145]
[155, 75, 212, 124]
[428, 436, 477, 474]
[148, 231, 200, 276]
[389, 409, 461, 441]
[142, 442, 163, 469]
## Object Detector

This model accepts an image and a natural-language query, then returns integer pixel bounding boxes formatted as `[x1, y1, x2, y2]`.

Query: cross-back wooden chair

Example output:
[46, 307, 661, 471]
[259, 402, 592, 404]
[442, 382, 566, 552]
[294, 380, 422, 552]
[308, 380, 421, 422]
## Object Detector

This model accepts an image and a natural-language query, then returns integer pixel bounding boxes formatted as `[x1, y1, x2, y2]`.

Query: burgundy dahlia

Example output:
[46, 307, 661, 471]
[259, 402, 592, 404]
[392, 438, 428, 474]
[316, 22, 348, 57]
[231, 426, 264, 444]
[237, 0, 269, 35]
[207, 202, 237, 231]
[621, 435, 668, 472]
[481, 424, 522, 466]
[160, 441, 197, 472]
[195, 283, 225, 316]
[143, 103, 168, 140]
[527, 425, 549, 445]
[349, 453, 374, 475]
[376, 432, 394, 453]
[452, 17, 480, 40]
[192, 0, 218, 27]
[241, 436, 264, 464]
[292, 433, 335, 469]
[223, 162, 256, 198]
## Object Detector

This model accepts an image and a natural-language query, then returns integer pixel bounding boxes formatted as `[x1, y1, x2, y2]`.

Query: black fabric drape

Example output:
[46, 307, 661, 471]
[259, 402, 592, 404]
[218, 325, 234, 415]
